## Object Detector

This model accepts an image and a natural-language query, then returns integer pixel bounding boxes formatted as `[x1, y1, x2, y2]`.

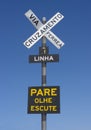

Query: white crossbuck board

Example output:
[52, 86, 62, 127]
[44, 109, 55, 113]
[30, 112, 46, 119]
[23, 9, 64, 49]
[24, 10, 64, 49]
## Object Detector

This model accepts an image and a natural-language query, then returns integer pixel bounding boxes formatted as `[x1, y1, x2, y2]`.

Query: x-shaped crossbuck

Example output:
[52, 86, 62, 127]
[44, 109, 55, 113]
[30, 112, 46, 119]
[23, 9, 64, 49]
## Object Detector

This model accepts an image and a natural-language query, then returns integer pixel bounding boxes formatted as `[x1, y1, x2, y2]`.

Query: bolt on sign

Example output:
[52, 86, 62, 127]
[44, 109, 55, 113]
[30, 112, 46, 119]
[28, 86, 60, 114]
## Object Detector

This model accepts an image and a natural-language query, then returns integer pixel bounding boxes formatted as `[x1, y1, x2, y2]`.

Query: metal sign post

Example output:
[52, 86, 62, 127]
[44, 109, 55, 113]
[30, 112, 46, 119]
[41, 17, 47, 130]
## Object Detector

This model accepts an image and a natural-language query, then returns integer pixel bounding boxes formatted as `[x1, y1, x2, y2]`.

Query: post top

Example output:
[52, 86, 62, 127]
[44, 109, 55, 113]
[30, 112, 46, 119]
[42, 17, 46, 23]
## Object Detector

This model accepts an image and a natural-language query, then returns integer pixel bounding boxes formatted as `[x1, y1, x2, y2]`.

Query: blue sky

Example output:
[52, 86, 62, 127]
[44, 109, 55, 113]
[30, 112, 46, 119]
[0, 0, 91, 130]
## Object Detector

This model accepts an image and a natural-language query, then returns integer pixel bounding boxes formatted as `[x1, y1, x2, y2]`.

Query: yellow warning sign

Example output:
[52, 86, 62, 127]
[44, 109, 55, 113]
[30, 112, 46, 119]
[28, 86, 60, 114]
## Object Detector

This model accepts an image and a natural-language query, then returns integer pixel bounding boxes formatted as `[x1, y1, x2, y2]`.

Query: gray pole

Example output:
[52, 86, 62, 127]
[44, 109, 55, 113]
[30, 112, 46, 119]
[41, 17, 47, 130]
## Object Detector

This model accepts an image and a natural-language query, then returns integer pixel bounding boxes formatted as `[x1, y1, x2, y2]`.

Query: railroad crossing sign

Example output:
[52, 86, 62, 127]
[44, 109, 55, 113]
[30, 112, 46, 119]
[23, 9, 64, 49]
